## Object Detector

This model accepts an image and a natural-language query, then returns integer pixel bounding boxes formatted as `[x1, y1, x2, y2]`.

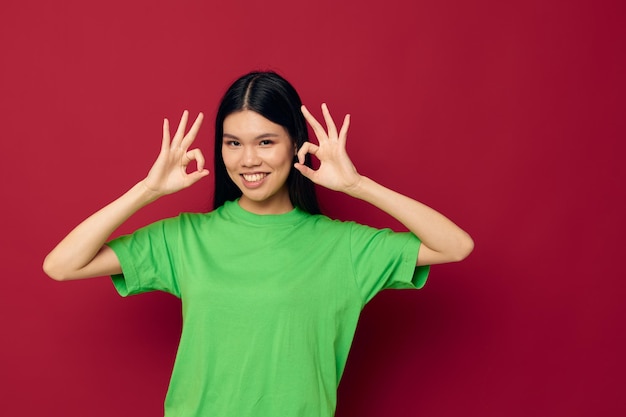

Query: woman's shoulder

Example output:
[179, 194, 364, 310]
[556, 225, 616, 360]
[300, 211, 364, 232]
[175, 210, 220, 225]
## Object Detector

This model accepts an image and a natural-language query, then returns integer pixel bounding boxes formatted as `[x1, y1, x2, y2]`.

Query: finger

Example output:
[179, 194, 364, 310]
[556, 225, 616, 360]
[301, 105, 328, 144]
[297, 141, 319, 164]
[162, 118, 171, 152]
[180, 112, 204, 149]
[321, 103, 338, 140]
[293, 162, 316, 180]
[185, 168, 210, 186]
[172, 110, 189, 148]
[184, 148, 206, 172]
[338, 114, 350, 145]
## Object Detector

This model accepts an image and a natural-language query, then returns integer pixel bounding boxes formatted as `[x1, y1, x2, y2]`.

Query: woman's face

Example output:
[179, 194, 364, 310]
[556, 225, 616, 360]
[222, 110, 295, 215]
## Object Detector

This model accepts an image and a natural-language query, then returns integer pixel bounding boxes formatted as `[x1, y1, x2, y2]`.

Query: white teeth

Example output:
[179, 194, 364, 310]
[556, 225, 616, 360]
[242, 173, 267, 182]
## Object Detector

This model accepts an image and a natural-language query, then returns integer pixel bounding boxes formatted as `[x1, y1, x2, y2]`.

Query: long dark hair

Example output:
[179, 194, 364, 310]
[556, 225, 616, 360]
[213, 71, 321, 214]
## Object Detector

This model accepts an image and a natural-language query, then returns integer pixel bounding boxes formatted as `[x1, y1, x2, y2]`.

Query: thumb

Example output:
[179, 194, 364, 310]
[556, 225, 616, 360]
[186, 169, 210, 186]
[294, 163, 315, 181]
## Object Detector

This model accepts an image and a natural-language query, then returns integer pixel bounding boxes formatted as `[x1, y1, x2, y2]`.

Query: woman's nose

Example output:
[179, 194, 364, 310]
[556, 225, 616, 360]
[241, 146, 261, 166]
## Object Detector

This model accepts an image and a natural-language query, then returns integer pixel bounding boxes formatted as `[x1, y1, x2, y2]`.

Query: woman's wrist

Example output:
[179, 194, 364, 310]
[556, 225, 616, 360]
[344, 175, 371, 199]
[134, 180, 164, 205]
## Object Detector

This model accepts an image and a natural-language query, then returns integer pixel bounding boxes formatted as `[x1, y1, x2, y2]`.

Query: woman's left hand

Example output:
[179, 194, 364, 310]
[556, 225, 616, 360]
[295, 103, 363, 194]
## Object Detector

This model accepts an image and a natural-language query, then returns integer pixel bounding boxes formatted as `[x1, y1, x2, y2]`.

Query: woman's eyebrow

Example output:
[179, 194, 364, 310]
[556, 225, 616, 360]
[222, 132, 281, 140]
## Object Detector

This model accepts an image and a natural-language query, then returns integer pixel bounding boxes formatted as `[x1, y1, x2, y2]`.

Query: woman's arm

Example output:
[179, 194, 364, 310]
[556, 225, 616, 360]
[43, 111, 209, 281]
[295, 104, 473, 266]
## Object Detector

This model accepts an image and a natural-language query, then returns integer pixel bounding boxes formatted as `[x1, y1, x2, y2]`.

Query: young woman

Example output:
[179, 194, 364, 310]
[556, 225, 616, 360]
[44, 71, 473, 416]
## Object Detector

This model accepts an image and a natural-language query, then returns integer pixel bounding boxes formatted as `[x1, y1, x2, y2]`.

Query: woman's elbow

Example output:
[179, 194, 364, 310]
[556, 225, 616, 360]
[454, 235, 475, 262]
[420, 235, 474, 265]
[43, 255, 70, 281]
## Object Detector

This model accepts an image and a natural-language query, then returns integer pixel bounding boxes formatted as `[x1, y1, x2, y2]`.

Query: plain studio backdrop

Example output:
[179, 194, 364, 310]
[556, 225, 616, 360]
[1, 0, 624, 415]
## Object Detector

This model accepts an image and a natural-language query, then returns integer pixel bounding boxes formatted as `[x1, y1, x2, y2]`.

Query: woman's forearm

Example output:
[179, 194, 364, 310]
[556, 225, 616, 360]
[44, 111, 208, 281]
[43, 181, 159, 281]
[346, 176, 474, 265]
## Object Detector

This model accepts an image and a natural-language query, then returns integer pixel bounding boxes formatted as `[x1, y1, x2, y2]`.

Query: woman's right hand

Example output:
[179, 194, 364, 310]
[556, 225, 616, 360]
[142, 110, 209, 198]
[44, 110, 210, 281]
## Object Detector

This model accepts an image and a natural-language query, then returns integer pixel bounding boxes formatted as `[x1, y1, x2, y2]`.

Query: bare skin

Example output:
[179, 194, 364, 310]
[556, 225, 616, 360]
[43, 111, 208, 280]
[43, 105, 473, 281]
[296, 104, 473, 266]
[222, 110, 295, 215]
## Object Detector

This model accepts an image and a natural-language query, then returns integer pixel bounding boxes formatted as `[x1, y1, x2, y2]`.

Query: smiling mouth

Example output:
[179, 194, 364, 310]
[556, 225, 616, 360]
[241, 173, 268, 182]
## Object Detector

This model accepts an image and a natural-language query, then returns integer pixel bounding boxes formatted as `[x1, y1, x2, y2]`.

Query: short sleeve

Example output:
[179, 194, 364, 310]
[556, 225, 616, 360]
[350, 223, 430, 304]
[106, 217, 181, 298]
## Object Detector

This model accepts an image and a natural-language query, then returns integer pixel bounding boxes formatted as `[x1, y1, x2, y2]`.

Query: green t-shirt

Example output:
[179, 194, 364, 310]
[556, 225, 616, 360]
[107, 200, 429, 417]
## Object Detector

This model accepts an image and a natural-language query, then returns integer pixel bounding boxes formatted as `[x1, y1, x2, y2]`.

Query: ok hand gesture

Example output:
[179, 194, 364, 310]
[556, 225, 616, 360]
[295, 104, 362, 194]
[143, 110, 209, 198]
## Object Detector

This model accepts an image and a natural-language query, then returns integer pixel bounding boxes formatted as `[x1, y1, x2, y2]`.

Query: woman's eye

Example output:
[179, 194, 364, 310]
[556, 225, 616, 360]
[225, 140, 241, 147]
[259, 140, 273, 146]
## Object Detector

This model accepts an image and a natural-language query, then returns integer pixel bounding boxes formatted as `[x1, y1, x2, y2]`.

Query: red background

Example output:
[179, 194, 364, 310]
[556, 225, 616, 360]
[1, 0, 624, 415]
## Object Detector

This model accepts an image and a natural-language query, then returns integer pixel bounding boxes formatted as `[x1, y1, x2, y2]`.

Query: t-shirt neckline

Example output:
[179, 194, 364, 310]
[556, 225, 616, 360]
[223, 199, 308, 226]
